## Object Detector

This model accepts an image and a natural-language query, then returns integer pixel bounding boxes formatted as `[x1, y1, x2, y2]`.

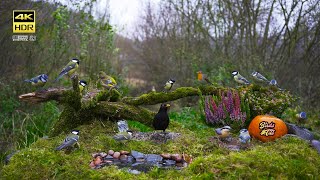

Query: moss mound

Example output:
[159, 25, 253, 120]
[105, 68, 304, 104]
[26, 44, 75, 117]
[2, 113, 320, 179]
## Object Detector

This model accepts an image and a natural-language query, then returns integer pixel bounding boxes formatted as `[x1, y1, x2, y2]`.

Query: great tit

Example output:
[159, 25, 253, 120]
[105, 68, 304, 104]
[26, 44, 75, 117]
[79, 80, 87, 93]
[24, 74, 48, 87]
[98, 71, 117, 89]
[164, 79, 175, 92]
[232, 71, 250, 85]
[55, 58, 80, 82]
[296, 112, 307, 123]
[153, 103, 170, 132]
[239, 129, 251, 144]
[113, 130, 133, 141]
[215, 126, 232, 139]
[55, 130, 80, 150]
[251, 71, 269, 83]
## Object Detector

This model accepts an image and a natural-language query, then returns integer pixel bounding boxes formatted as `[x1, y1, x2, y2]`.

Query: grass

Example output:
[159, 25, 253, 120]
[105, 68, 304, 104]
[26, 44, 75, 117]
[1, 108, 320, 179]
[0, 81, 61, 170]
[1, 79, 320, 178]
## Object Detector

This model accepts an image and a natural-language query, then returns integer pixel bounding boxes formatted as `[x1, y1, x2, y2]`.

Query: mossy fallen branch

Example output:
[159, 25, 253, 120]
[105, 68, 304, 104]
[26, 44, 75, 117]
[122, 86, 227, 105]
[18, 80, 294, 136]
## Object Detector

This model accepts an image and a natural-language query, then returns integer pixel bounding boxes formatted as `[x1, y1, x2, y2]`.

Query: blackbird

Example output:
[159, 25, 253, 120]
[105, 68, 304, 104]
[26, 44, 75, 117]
[153, 103, 170, 132]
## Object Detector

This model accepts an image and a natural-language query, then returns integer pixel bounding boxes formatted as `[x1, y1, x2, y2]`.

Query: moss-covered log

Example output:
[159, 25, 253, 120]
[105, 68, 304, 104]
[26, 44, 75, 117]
[122, 86, 227, 105]
[19, 78, 295, 136]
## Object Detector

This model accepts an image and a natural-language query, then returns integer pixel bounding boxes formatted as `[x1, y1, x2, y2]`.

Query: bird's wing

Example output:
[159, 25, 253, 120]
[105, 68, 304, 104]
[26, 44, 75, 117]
[55, 62, 76, 81]
[257, 74, 269, 82]
[55, 137, 78, 150]
[237, 76, 250, 84]
[24, 76, 39, 83]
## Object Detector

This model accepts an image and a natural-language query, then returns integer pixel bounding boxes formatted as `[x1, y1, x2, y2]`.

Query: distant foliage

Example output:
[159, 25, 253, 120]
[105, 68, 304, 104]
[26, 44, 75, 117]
[204, 90, 250, 129]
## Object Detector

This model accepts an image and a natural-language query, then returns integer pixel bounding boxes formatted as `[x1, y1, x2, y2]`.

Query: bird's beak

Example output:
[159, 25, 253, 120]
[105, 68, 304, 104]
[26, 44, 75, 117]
[166, 104, 171, 107]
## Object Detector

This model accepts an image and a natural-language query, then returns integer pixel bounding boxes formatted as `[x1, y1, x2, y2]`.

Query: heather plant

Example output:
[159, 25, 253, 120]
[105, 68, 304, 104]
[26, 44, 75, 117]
[204, 90, 250, 130]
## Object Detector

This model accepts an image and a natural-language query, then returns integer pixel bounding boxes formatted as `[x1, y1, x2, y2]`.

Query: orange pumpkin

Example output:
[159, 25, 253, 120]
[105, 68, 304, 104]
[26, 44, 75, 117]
[248, 115, 288, 142]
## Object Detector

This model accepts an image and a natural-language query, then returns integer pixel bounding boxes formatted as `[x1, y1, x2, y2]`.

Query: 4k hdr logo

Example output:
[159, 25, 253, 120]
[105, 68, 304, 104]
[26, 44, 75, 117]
[13, 10, 35, 33]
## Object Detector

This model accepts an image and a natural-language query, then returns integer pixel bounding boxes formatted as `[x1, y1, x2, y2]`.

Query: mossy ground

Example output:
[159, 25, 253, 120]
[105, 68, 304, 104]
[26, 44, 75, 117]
[1, 108, 320, 179]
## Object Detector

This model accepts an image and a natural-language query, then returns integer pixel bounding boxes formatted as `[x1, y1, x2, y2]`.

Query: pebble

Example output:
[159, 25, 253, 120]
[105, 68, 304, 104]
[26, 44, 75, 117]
[105, 155, 114, 159]
[113, 152, 121, 159]
[120, 150, 130, 155]
[99, 152, 108, 158]
[171, 154, 182, 162]
[89, 161, 95, 168]
[120, 154, 128, 161]
[94, 156, 102, 166]
[160, 153, 171, 159]
[108, 150, 115, 156]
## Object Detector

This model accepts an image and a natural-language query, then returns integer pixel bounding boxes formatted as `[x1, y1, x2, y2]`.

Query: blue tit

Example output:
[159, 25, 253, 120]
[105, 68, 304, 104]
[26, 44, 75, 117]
[55, 130, 80, 150]
[239, 129, 251, 144]
[296, 112, 307, 123]
[164, 79, 176, 92]
[98, 71, 117, 89]
[117, 120, 129, 133]
[55, 58, 80, 82]
[251, 71, 269, 83]
[78, 80, 87, 93]
[232, 71, 250, 85]
[215, 126, 232, 139]
[24, 74, 48, 87]
[269, 79, 284, 90]
[113, 130, 133, 141]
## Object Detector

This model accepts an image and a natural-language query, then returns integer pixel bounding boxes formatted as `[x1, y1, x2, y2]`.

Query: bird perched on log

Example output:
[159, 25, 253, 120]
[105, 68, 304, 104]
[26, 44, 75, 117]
[197, 71, 214, 85]
[239, 129, 251, 144]
[153, 103, 171, 132]
[98, 71, 117, 90]
[269, 79, 284, 91]
[24, 74, 48, 88]
[164, 79, 175, 92]
[79, 80, 87, 93]
[55, 130, 80, 151]
[232, 71, 250, 85]
[251, 71, 269, 83]
[197, 71, 207, 81]
[113, 130, 133, 141]
[215, 126, 232, 141]
[55, 58, 80, 82]
[296, 112, 307, 124]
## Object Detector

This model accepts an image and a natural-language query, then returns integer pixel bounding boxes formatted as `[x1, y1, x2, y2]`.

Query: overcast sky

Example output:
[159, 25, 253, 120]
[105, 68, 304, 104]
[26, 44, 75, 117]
[53, 0, 160, 36]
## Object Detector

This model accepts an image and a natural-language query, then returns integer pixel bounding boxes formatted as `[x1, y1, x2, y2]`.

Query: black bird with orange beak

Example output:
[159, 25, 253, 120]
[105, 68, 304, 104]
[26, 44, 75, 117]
[153, 103, 171, 132]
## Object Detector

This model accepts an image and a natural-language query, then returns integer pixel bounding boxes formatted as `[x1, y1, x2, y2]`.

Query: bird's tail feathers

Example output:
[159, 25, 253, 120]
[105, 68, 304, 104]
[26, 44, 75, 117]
[54, 73, 66, 82]
[55, 144, 66, 151]
[24, 79, 32, 83]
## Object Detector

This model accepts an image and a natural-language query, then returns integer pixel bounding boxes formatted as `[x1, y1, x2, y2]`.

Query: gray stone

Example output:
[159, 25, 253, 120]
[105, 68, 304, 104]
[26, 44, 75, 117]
[127, 169, 141, 175]
[225, 144, 240, 151]
[285, 123, 314, 140]
[131, 150, 145, 160]
[311, 140, 320, 154]
[104, 155, 114, 160]
[145, 154, 163, 163]
[127, 155, 135, 163]
[162, 159, 176, 166]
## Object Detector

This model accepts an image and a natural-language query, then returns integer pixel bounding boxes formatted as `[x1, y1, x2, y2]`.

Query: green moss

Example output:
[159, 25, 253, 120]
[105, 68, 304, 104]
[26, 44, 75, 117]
[241, 85, 295, 118]
[2, 116, 320, 179]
